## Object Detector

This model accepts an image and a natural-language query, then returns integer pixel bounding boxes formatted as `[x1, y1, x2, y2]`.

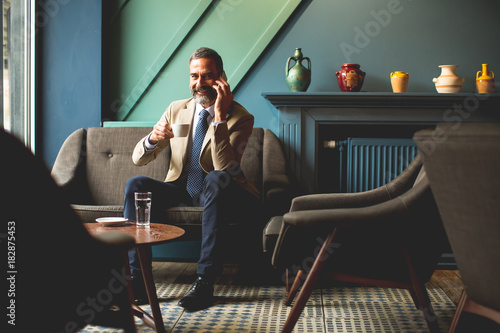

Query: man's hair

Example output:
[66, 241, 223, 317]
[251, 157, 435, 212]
[189, 47, 224, 76]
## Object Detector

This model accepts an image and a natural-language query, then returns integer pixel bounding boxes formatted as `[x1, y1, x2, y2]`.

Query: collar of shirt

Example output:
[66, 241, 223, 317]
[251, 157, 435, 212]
[191, 103, 215, 141]
[195, 103, 215, 121]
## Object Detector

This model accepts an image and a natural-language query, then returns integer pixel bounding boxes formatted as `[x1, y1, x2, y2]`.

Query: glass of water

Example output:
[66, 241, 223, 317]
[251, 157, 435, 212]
[134, 192, 152, 228]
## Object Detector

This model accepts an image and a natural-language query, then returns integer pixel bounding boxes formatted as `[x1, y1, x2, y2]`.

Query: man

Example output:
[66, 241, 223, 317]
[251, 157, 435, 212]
[124, 47, 260, 310]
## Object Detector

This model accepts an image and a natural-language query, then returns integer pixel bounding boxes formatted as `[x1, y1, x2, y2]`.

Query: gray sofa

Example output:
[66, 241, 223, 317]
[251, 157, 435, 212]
[51, 126, 292, 258]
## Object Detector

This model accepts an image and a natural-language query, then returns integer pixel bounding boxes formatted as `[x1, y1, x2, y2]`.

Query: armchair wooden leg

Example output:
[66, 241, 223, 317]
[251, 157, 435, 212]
[281, 228, 338, 333]
[448, 290, 467, 333]
[404, 248, 439, 333]
[449, 290, 500, 332]
[285, 270, 305, 306]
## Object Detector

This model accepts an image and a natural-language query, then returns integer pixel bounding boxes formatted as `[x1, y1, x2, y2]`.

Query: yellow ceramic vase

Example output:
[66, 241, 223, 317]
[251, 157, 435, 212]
[390, 71, 409, 93]
[476, 64, 495, 94]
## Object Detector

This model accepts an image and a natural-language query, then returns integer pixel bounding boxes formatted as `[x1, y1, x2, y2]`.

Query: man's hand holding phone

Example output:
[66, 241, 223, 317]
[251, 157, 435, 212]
[212, 71, 233, 122]
[149, 121, 173, 144]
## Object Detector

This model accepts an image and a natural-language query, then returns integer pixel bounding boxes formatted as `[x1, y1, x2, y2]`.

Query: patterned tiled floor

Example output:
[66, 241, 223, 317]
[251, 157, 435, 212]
[82, 284, 455, 332]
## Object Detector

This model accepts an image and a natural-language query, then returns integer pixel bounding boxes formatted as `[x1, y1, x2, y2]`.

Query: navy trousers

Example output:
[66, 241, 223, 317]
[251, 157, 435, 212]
[124, 170, 260, 279]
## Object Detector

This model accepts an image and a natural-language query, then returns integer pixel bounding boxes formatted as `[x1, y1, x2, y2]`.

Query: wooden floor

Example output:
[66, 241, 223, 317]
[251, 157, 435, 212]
[426, 269, 463, 305]
[152, 261, 464, 306]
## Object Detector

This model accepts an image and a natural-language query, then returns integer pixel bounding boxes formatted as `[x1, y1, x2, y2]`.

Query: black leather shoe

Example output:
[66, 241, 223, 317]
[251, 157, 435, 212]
[178, 276, 214, 310]
[131, 275, 148, 304]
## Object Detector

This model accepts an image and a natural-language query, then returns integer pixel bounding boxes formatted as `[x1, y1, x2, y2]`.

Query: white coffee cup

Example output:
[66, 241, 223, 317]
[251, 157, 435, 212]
[171, 123, 190, 137]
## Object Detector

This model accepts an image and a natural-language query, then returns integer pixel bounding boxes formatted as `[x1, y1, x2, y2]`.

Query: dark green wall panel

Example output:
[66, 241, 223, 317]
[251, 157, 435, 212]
[107, 0, 303, 122]
[109, 0, 212, 120]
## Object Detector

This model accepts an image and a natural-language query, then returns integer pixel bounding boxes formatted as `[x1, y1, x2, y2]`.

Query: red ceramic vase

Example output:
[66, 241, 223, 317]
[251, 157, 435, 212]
[335, 63, 366, 92]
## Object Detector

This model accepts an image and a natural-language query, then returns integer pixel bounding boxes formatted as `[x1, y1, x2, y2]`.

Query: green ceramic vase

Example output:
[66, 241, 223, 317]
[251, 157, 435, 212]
[286, 48, 311, 92]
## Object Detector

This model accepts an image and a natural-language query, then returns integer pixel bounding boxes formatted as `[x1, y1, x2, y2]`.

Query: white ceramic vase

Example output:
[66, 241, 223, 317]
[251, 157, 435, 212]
[433, 65, 465, 93]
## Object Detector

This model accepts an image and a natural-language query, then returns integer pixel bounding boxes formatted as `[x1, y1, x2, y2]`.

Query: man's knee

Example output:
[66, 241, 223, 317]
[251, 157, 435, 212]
[125, 176, 150, 194]
[203, 171, 232, 192]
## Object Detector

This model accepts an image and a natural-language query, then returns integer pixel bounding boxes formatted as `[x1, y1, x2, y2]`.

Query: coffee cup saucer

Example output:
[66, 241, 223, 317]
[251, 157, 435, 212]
[95, 217, 128, 227]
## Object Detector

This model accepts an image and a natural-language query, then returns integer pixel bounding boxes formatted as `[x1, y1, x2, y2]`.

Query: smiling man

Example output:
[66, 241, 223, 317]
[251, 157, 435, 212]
[123, 47, 260, 310]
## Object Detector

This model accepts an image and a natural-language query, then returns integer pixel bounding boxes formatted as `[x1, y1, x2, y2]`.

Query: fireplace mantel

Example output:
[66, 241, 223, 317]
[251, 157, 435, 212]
[262, 92, 500, 193]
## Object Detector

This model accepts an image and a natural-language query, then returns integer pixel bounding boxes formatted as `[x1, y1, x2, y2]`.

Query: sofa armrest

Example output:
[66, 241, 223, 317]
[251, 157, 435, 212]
[262, 129, 292, 215]
[284, 197, 407, 229]
[51, 128, 86, 188]
[289, 154, 423, 212]
[285, 178, 429, 229]
[289, 188, 393, 212]
[51, 128, 93, 203]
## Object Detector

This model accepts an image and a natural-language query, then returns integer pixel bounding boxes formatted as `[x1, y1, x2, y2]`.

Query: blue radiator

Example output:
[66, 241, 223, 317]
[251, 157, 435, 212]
[337, 138, 418, 193]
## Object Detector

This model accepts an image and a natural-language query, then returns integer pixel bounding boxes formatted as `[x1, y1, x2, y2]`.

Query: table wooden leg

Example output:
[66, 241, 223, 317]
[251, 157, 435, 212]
[137, 246, 165, 333]
[122, 253, 138, 333]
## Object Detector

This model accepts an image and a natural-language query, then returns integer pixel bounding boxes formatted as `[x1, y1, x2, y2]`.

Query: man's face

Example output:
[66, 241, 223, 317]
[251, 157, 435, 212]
[189, 57, 219, 107]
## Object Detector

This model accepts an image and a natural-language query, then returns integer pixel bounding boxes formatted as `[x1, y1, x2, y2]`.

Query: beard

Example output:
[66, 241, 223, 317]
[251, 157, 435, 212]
[191, 86, 217, 106]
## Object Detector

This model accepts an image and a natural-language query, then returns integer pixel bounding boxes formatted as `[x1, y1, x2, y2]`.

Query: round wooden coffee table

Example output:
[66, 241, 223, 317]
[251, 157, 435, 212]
[85, 223, 185, 333]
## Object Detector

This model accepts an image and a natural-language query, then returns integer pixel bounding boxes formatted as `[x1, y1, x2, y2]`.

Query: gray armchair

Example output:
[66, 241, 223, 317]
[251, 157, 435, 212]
[414, 123, 500, 332]
[264, 154, 449, 333]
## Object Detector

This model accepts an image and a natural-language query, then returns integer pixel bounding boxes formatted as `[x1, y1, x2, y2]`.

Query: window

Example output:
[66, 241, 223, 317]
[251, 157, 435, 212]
[1, 0, 36, 151]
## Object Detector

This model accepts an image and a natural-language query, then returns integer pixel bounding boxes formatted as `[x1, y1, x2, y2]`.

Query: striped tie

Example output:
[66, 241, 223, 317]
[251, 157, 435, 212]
[186, 109, 210, 198]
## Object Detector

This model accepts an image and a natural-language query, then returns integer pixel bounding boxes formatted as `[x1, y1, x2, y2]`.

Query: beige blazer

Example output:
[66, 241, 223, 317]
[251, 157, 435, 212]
[132, 98, 259, 198]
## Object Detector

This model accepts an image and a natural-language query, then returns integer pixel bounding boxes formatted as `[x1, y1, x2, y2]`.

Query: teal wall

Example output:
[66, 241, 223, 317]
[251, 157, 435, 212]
[234, 0, 500, 132]
[39, 0, 500, 167]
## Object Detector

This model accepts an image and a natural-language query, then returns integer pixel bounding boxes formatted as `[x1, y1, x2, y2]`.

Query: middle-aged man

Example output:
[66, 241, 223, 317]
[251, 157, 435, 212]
[124, 47, 261, 310]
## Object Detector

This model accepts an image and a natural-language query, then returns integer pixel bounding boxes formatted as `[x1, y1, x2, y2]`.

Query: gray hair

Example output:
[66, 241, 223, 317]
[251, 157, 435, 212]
[189, 47, 224, 76]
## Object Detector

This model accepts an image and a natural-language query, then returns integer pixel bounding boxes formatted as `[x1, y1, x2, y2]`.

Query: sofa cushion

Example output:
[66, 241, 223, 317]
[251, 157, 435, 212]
[71, 204, 124, 223]
[165, 206, 203, 226]
[85, 127, 170, 205]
